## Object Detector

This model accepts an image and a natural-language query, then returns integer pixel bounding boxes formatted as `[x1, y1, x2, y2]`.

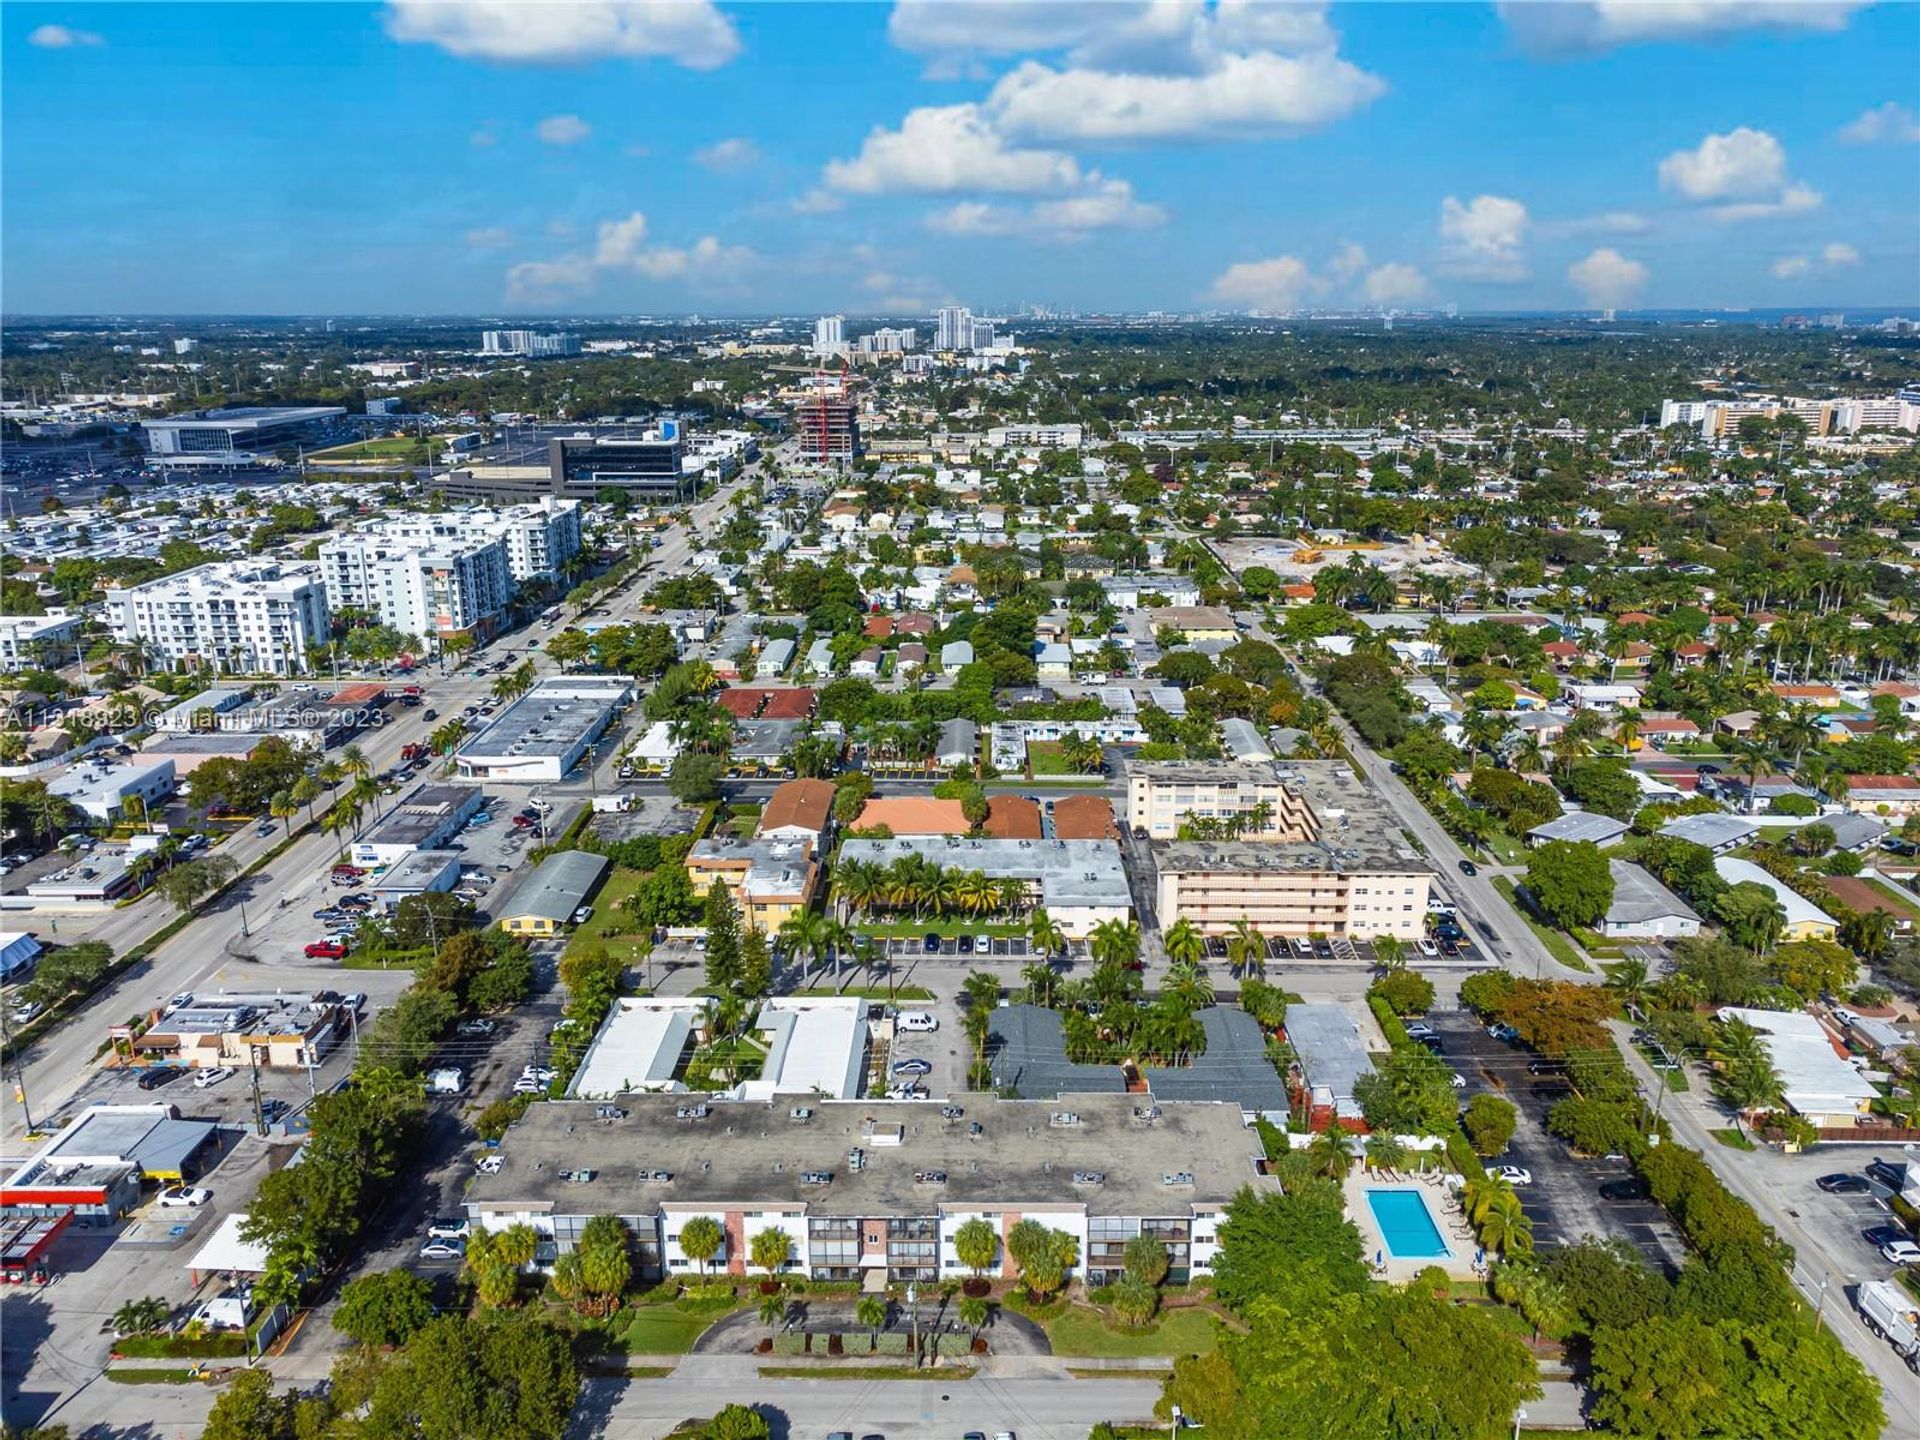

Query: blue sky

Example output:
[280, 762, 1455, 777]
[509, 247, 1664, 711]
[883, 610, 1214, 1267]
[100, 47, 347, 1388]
[5, 1, 1917, 315]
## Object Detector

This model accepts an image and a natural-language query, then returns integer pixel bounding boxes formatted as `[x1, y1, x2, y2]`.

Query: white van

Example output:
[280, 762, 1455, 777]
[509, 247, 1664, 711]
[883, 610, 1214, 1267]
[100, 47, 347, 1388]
[425, 1066, 465, 1096]
[898, 1012, 939, 1033]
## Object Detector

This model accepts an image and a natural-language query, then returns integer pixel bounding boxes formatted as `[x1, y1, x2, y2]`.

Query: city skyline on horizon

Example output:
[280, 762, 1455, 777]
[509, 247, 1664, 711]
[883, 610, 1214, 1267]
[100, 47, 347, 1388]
[4, 1, 1918, 316]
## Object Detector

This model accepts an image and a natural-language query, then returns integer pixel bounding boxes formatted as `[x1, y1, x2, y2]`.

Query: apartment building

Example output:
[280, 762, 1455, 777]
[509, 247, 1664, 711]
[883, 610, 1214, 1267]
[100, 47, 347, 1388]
[0, 609, 83, 673]
[319, 528, 512, 642]
[464, 1095, 1267, 1285]
[1127, 759, 1311, 840]
[685, 837, 821, 933]
[836, 836, 1131, 936]
[106, 560, 329, 677]
[324, 500, 582, 587]
[1136, 760, 1433, 939]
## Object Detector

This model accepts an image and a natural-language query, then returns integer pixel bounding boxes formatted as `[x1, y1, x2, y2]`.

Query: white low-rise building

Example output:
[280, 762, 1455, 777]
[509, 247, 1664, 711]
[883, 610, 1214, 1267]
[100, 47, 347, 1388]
[1715, 1007, 1879, 1127]
[0, 609, 83, 673]
[49, 758, 176, 822]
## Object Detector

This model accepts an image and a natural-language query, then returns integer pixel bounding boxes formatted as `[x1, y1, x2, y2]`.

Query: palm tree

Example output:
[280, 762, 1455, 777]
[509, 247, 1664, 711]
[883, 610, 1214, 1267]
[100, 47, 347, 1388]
[1364, 1133, 1407, 1177]
[1164, 958, 1211, 1012]
[1088, 918, 1142, 969]
[1305, 1127, 1354, 1181]
[1605, 957, 1649, 1015]
[340, 745, 373, 782]
[1373, 934, 1405, 974]
[1225, 918, 1265, 979]
[1021, 961, 1060, 1008]
[1027, 908, 1065, 961]
[111, 1296, 170, 1337]
[1475, 1190, 1534, 1255]
[1728, 740, 1777, 814]
[758, 1291, 787, 1342]
[677, 1216, 724, 1278]
[269, 789, 298, 837]
[1162, 917, 1203, 970]
[957, 1295, 990, 1346]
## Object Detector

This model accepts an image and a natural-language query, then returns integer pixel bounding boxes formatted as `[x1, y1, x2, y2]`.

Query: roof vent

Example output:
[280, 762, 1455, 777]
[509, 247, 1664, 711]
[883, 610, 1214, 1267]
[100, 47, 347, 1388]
[1162, 1171, 1195, 1187]
[1049, 1111, 1080, 1128]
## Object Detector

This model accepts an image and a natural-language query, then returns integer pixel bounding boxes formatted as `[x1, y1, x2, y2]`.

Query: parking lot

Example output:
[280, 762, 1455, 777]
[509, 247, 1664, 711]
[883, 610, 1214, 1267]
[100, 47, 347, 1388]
[875, 991, 968, 1100]
[1710, 1140, 1915, 1286]
[1426, 1010, 1688, 1272]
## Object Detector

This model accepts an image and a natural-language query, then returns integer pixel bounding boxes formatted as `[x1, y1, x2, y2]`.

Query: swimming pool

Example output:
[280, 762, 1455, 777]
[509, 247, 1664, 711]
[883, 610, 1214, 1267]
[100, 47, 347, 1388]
[1366, 1188, 1450, 1259]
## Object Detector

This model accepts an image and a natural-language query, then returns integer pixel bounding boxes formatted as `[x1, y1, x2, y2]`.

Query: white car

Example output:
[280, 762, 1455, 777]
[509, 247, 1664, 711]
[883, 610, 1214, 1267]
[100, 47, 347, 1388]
[898, 1012, 939, 1033]
[522, 1065, 556, 1084]
[1881, 1239, 1920, 1266]
[1491, 1166, 1532, 1186]
[192, 1066, 235, 1089]
[157, 1186, 211, 1208]
[1415, 939, 1439, 958]
[1450, 1073, 1467, 1089]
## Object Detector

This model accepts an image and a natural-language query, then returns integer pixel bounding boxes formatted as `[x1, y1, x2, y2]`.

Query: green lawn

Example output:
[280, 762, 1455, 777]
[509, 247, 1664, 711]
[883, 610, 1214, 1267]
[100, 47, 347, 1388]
[1710, 1127, 1757, 1150]
[791, 984, 937, 1000]
[565, 866, 655, 967]
[1491, 876, 1592, 973]
[617, 1308, 722, 1354]
[1043, 1303, 1223, 1358]
[1027, 741, 1073, 776]
[309, 435, 432, 463]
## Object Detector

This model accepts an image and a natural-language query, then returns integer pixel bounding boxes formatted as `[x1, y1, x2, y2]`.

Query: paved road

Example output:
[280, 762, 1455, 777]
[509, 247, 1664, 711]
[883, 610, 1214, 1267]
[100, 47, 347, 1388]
[1614, 1025, 1920, 1439]
[1, 447, 779, 1144]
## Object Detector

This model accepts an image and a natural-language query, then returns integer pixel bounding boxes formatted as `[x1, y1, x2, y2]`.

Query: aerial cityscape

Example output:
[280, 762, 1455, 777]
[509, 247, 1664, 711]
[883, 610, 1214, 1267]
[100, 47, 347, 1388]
[3, 3, 1920, 1440]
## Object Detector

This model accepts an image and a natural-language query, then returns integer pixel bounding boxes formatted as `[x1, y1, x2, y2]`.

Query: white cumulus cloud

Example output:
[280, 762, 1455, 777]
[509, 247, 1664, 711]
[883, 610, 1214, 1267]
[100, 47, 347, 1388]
[1364, 263, 1429, 306]
[824, 104, 1085, 195]
[1568, 247, 1648, 308]
[1770, 255, 1812, 279]
[1439, 194, 1531, 280]
[27, 23, 104, 47]
[887, 0, 1340, 76]
[1498, 0, 1867, 55]
[508, 210, 755, 301]
[1539, 210, 1651, 238]
[536, 114, 592, 146]
[693, 137, 759, 171]
[982, 47, 1385, 143]
[1822, 241, 1860, 266]
[384, 0, 739, 69]
[1839, 101, 1920, 144]
[1327, 243, 1370, 283]
[1208, 255, 1321, 311]
[1658, 127, 1820, 222]
[924, 178, 1166, 238]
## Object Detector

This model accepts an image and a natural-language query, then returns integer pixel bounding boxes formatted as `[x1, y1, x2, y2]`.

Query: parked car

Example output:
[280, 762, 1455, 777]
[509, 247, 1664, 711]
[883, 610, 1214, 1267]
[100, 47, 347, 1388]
[192, 1066, 235, 1089]
[1864, 1225, 1911, 1250]
[312, 908, 347, 922]
[1817, 1173, 1873, 1195]
[157, 1186, 211, 1208]
[1880, 1239, 1920, 1266]
[305, 941, 348, 959]
[1415, 939, 1439, 958]
[426, 1217, 471, 1240]
[1867, 1160, 1906, 1191]
[1404, 1023, 1436, 1040]
[136, 1066, 184, 1091]
[1600, 1178, 1650, 1201]
[419, 1238, 466, 1260]
[1491, 1166, 1533, 1185]
[422, 709, 438, 720]
[511, 1076, 545, 1096]
[1487, 1023, 1519, 1043]
[11, 1001, 44, 1027]
[956, 935, 974, 954]
[923, 933, 942, 953]
[163, 992, 194, 1016]
[456, 1018, 497, 1038]
[891, 1059, 933, 1077]
[523, 1066, 556, 1084]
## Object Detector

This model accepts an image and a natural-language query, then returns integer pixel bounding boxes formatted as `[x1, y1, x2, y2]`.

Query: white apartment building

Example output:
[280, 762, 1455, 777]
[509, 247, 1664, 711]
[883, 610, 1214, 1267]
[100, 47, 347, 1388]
[107, 561, 329, 677]
[0, 609, 84, 673]
[481, 330, 581, 357]
[986, 423, 1085, 449]
[812, 315, 846, 359]
[934, 305, 973, 352]
[319, 530, 512, 642]
[1659, 395, 1920, 437]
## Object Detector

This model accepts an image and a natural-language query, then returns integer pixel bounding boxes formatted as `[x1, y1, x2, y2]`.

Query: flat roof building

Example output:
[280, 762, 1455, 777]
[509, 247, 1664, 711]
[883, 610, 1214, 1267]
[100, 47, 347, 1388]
[455, 676, 631, 783]
[686, 837, 821, 934]
[141, 406, 347, 467]
[107, 560, 329, 678]
[2, 1104, 220, 1221]
[569, 998, 710, 1098]
[498, 850, 610, 937]
[1283, 1003, 1377, 1122]
[49, 758, 175, 823]
[369, 850, 463, 909]
[0, 609, 83, 673]
[836, 837, 1130, 936]
[464, 1093, 1270, 1286]
[1716, 1008, 1878, 1127]
[734, 997, 870, 1103]
[135, 991, 347, 1071]
[351, 783, 483, 868]
[1138, 761, 1432, 939]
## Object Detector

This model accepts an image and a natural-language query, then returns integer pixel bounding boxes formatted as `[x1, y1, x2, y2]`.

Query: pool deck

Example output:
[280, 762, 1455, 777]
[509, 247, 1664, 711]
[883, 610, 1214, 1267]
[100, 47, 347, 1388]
[1344, 1169, 1485, 1283]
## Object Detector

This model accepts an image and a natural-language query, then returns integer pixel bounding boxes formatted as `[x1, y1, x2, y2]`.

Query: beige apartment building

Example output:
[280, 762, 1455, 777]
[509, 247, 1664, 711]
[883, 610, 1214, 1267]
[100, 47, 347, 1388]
[1134, 760, 1433, 939]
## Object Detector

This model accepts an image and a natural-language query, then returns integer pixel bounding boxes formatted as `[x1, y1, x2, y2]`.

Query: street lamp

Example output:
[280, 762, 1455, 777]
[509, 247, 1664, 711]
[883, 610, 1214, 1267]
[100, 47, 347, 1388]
[1513, 1408, 1529, 1440]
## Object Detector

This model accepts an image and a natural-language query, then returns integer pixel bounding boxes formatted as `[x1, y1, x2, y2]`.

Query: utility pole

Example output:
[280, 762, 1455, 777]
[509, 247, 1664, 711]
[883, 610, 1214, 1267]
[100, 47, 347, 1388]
[248, 1053, 267, 1138]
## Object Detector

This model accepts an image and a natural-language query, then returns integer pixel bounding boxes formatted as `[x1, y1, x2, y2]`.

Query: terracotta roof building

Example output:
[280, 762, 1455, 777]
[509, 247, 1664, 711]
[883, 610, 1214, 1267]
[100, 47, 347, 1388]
[756, 778, 836, 850]
[853, 796, 969, 835]
[1049, 794, 1118, 840]
[983, 795, 1043, 839]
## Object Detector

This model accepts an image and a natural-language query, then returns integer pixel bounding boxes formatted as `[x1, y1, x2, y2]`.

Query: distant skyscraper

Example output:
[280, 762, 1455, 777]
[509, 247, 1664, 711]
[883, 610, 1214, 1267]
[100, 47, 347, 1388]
[969, 318, 996, 350]
[812, 314, 845, 358]
[934, 305, 972, 351]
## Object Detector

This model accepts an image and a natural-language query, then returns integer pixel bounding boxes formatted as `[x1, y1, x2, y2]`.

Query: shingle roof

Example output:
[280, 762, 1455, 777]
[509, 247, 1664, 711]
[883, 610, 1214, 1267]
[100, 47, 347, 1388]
[758, 778, 834, 840]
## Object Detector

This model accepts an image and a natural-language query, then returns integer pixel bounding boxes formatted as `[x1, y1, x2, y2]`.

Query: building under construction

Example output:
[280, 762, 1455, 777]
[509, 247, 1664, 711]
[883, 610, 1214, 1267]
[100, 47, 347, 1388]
[794, 394, 860, 463]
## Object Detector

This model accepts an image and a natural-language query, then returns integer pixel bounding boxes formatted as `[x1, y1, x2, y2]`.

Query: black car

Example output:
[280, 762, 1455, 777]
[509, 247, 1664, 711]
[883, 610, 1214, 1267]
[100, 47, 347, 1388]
[1527, 1060, 1565, 1076]
[136, 1066, 183, 1091]
[422, 709, 439, 720]
[1864, 1225, 1910, 1249]
[1458, 859, 1478, 877]
[923, 933, 941, 954]
[956, 935, 974, 954]
[1600, 1178, 1650, 1201]
[1816, 1173, 1872, 1195]
[1313, 939, 1335, 958]
[1416, 1035, 1446, 1054]
[1866, 1160, 1906, 1190]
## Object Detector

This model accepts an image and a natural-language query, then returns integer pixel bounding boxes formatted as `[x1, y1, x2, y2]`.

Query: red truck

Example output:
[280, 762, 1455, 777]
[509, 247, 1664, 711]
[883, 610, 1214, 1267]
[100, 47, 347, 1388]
[305, 941, 348, 960]
[400, 743, 427, 762]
